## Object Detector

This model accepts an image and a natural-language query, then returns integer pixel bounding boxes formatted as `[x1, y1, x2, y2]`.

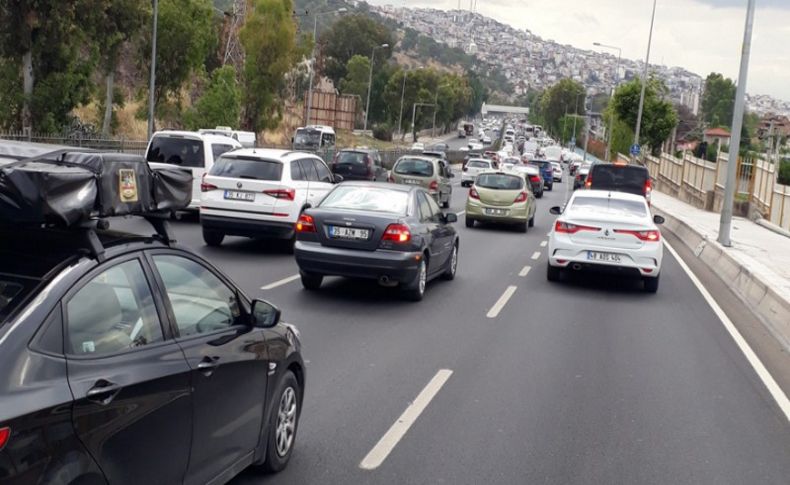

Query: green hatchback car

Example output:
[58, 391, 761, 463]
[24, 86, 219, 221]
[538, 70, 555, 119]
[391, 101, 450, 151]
[389, 156, 454, 208]
[465, 171, 537, 232]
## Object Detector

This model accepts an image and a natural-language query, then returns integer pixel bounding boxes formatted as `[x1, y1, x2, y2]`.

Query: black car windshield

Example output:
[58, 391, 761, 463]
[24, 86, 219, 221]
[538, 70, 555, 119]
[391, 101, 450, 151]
[336, 152, 367, 165]
[146, 136, 205, 167]
[294, 130, 320, 147]
[590, 165, 649, 193]
[210, 156, 283, 181]
[476, 174, 523, 190]
[571, 196, 647, 217]
[394, 158, 434, 177]
[320, 186, 410, 214]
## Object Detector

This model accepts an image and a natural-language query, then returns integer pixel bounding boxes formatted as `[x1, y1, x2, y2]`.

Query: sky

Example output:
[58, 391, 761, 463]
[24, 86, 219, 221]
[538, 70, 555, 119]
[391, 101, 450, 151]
[367, 0, 790, 102]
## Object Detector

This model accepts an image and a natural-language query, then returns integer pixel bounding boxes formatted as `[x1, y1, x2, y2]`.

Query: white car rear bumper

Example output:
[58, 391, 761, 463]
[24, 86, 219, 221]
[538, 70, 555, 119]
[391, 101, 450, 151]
[548, 234, 662, 277]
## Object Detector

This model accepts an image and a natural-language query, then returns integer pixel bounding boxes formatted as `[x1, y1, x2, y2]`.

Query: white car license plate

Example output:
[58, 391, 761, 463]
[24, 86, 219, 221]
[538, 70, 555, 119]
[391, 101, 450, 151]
[587, 251, 621, 263]
[224, 190, 255, 202]
[329, 226, 370, 240]
[485, 208, 508, 216]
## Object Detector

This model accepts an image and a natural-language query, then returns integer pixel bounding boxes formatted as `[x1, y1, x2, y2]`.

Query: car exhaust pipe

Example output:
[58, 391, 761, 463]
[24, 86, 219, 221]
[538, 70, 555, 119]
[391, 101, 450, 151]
[571, 263, 582, 271]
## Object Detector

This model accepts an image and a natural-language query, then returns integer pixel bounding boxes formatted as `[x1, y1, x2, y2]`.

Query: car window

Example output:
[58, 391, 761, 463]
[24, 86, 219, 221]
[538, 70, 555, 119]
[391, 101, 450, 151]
[211, 143, 236, 160]
[394, 158, 434, 177]
[209, 156, 283, 181]
[571, 196, 648, 217]
[321, 133, 335, 147]
[153, 255, 241, 337]
[337, 152, 367, 166]
[467, 161, 489, 169]
[313, 159, 333, 183]
[417, 192, 434, 222]
[425, 192, 442, 217]
[320, 186, 410, 214]
[291, 160, 305, 181]
[146, 136, 205, 168]
[66, 260, 164, 356]
[298, 159, 318, 181]
[476, 174, 524, 190]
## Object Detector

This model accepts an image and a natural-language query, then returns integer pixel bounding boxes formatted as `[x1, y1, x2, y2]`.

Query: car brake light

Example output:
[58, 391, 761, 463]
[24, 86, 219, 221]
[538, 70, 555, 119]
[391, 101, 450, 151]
[263, 188, 295, 201]
[382, 223, 411, 243]
[296, 214, 316, 233]
[614, 229, 660, 242]
[554, 220, 599, 234]
[514, 191, 528, 203]
[429, 180, 439, 191]
[584, 176, 592, 188]
[200, 173, 217, 192]
[529, 175, 541, 183]
[644, 178, 653, 196]
[387, 173, 395, 183]
[0, 427, 9, 451]
[469, 187, 480, 199]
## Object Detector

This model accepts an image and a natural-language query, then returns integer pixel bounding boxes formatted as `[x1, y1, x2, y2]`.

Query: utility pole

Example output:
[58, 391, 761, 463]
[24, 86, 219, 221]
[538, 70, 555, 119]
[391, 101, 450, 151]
[364, 43, 389, 134]
[147, 0, 159, 140]
[718, 0, 756, 247]
[594, 42, 622, 161]
[305, 8, 347, 126]
[634, 0, 657, 149]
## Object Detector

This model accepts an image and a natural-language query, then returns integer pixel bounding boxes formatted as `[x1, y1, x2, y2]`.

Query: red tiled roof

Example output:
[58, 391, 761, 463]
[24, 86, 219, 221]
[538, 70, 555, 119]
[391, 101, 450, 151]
[704, 127, 731, 137]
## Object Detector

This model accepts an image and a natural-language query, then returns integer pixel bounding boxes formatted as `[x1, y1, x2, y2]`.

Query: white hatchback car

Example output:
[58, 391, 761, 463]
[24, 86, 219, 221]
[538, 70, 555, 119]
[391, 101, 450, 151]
[547, 190, 664, 292]
[551, 161, 563, 182]
[199, 149, 339, 247]
[462, 158, 494, 187]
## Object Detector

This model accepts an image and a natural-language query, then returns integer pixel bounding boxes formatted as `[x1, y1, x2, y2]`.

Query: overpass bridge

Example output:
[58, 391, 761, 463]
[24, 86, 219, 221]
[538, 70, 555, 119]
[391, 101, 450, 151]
[480, 103, 530, 116]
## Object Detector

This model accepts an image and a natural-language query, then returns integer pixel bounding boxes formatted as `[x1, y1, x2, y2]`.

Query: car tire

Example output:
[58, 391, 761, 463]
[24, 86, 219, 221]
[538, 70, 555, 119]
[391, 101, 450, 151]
[518, 221, 528, 233]
[643, 275, 660, 293]
[257, 370, 301, 473]
[441, 244, 458, 280]
[546, 263, 562, 282]
[465, 216, 475, 228]
[202, 229, 224, 247]
[402, 259, 427, 301]
[441, 197, 450, 209]
[536, 191, 543, 199]
[528, 215, 535, 228]
[300, 271, 323, 290]
[547, 183, 553, 191]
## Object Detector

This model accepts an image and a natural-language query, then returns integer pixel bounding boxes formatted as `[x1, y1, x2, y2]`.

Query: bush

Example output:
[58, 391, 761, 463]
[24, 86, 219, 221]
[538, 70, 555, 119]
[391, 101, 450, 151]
[372, 123, 393, 142]
[706, 142, 719, 162]
[778, 160, 790, 186]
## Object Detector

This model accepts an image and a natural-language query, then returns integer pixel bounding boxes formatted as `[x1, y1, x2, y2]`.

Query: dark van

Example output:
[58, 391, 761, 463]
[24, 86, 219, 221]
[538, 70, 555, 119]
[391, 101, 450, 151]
[586, 163, 652, 201]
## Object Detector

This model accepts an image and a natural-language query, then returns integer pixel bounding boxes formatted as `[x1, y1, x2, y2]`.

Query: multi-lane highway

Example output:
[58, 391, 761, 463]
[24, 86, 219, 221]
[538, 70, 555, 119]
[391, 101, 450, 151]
[114, 168, 790, 484]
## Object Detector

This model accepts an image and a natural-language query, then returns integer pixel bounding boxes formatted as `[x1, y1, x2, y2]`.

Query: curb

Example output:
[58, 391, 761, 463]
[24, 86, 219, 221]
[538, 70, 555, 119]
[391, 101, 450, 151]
[755, 218, 790, 239]
[654, 206, 790, 352]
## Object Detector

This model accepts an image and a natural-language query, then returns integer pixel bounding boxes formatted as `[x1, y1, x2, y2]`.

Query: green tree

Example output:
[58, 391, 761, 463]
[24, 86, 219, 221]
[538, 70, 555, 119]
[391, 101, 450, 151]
[539, 79, 586, 136]
[701, 73, 736, 128]
[611, 77, 678, 153]
[184, 66, 241, 130]
[319, 14, 393, 86]
[138, 0, 215, 125]
[558, 114, 584, 146]
[339, 55, 370, 100]
[240, 0, 298, 132]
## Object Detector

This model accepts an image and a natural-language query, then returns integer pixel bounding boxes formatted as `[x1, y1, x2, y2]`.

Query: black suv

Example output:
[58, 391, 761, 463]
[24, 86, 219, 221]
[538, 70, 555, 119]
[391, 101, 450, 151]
[586, 162, 652, 201]
[330, 148, 386, 181]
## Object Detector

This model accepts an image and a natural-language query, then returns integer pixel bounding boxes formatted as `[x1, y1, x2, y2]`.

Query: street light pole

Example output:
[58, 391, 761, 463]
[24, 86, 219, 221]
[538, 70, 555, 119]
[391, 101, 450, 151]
[634, 0, 657, 149]
[364, 43, 389, 134]
[398, 66, 421, 144]
[305, 8, 346, 126]
[147, 0, 158, 140]
[718, 0, 756, 247]
[594, 42, 622, 161]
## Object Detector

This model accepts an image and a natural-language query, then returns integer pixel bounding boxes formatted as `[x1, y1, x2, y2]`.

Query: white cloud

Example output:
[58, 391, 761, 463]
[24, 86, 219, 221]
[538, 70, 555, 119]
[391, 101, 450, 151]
[369, 0, 790, 100]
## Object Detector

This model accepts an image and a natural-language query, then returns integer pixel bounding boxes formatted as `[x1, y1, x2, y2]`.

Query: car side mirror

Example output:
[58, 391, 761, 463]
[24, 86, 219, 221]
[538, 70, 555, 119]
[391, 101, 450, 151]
[443, 212, 458, 224]
[549, 206, 562, 215]
[252, 299, 281, 328]
[653, 214, 665, 225]
[333, 174, 344, 184]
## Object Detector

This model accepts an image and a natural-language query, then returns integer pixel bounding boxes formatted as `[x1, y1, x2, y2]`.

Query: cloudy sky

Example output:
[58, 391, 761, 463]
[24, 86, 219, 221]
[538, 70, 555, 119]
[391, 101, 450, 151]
[368, 0, 790, 101]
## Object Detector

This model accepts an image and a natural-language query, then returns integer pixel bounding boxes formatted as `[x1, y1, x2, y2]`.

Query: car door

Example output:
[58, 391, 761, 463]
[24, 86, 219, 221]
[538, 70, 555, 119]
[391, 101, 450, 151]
[149, 253, 268, 485]
[308, 158, 335, 205]
[439, 160, 453, 202]
[417, 192, 453, 275]
[64, 256, 192, 485]
[289, 160, 311, 210]
[372, 151, 386, 180]
[297, 158, 321, 208]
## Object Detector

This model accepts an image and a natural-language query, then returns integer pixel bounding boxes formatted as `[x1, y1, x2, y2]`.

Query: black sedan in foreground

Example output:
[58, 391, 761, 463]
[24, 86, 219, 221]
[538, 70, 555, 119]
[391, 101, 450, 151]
[0, 222, 305, 484]
[294, 182, 459, 301]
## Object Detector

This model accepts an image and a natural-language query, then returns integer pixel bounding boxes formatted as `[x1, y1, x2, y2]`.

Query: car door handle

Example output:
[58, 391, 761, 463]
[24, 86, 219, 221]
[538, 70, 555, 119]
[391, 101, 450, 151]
[86, 380, 122, 405]
[197, 357, 219, 375]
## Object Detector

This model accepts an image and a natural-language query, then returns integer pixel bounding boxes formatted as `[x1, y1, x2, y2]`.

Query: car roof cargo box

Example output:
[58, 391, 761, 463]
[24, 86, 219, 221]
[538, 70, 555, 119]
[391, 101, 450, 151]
[0, 151, 192, 226]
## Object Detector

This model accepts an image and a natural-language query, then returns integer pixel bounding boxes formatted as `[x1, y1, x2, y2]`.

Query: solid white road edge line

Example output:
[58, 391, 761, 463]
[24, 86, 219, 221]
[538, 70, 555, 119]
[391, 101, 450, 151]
[540, 240, 548, 247]
[359, 369, 453, 470]
[456, 210, 466, 216]
[519, 265, 531, 277]
[664, 240, 790, 421]
[531, 251, 541, 260]
[260, 274, 300, 290]
[487, 285, 518, 318]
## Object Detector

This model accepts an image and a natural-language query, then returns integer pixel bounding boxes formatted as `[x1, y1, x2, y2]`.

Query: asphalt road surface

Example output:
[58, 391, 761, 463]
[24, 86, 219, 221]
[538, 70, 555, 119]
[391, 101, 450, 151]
[112, 167, 790, 484]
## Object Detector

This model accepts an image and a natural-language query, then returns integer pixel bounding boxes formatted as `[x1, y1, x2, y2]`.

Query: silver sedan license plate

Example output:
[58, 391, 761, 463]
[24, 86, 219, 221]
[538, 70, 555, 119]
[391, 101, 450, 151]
[404, 179, 422, 185]
[224, 190, 255, 202]
[330, 226, 370, 240]
[587, 251, 621, 263]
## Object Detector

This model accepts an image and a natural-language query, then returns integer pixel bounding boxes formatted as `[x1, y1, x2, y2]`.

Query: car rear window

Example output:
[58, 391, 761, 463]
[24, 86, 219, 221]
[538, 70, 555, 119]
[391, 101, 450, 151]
[531, 161, 550, 169]
[589, 165, 649, 193]
[467, 161, 490, 169]
[476, 174, 524, 190]
[394, 158, 434, 177]
[320, 186, 410, 214]
[571, 196, 647, 217]
[336, 152, 367, 165]
[209, 156, 283, 181]
[211, 143, 236, 160]
[146, 136, 205, 168]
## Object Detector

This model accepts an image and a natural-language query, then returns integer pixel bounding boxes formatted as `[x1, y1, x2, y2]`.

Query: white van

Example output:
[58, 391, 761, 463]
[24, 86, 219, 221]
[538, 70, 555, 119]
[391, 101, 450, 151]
[145, 130, 242, 210]
[198, 126, 257, 148]
[292, 125, 336, 151]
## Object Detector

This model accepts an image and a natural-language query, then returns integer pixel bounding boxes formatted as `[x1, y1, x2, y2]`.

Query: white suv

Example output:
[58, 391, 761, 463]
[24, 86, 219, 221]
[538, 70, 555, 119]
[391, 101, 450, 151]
[199, 149, 339, 247]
